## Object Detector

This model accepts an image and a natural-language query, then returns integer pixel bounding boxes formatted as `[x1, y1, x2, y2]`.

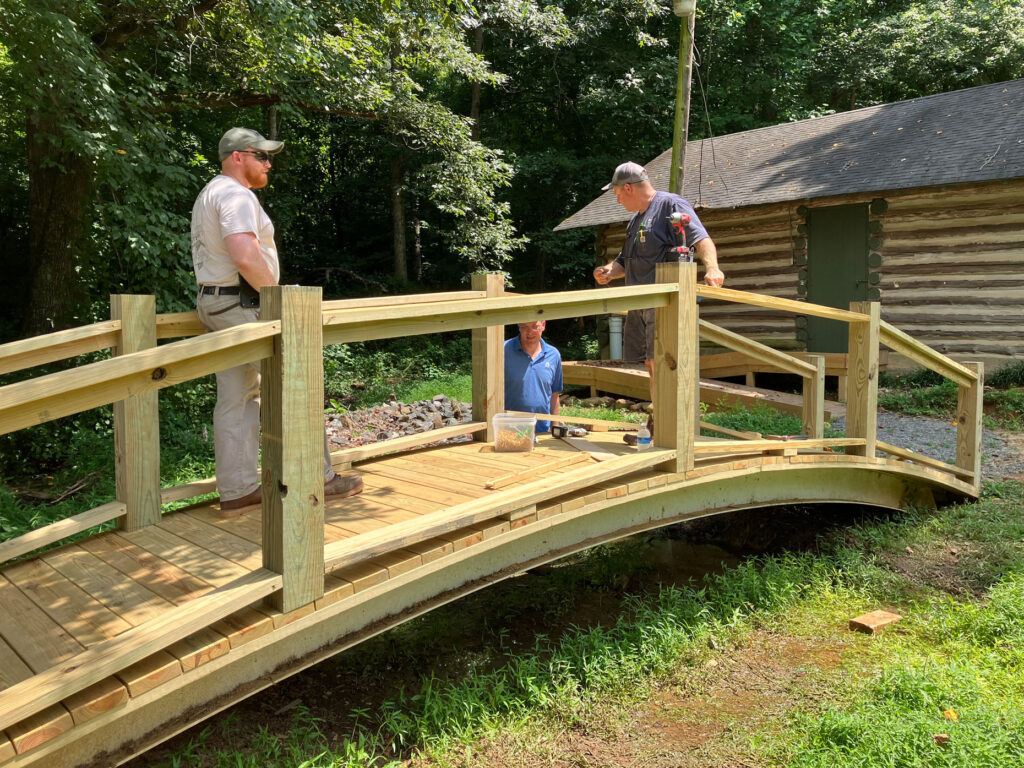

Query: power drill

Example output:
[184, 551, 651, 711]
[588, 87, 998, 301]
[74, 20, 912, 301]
[668, 211, 693, 262]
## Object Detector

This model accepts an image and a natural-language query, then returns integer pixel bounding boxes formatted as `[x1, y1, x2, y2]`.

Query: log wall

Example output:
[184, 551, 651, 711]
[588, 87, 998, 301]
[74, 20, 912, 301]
[594, 177, 1024, 369]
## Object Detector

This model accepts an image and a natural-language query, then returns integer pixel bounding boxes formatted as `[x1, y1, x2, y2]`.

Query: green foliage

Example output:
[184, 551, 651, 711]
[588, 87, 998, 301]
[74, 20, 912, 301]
[702, 402, 804, 436]
[988, 360, 1024, 388]
[878, 378, 959, 418]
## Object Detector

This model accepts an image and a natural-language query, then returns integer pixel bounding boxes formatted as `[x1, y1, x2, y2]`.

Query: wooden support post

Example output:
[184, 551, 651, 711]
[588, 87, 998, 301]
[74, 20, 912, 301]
[802, 354, 825, 439]
[653, 261, 697, 472]
[261, 286, 325, 612]
[956, 361, 983, 487]
[471, 273, 505, 442]
[111, 295, 161, 531]
[846, 301, 880, 457]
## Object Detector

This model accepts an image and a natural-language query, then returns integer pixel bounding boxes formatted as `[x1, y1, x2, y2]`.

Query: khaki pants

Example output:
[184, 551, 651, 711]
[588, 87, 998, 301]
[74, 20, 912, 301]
[197, 292, 334, 502]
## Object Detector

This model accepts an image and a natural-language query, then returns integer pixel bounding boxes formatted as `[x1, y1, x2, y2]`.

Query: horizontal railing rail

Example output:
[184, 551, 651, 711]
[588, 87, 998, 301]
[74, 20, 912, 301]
[0, 320, 122, 376]
[0, 321, 280, 436]
[322, 283, 676, 345]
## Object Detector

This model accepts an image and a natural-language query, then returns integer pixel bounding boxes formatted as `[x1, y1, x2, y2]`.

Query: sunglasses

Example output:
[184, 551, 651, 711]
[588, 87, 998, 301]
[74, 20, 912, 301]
[237, 150, 272, 164]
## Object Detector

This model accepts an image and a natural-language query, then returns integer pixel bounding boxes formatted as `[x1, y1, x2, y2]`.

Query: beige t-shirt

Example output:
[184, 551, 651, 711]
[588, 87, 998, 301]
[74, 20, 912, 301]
[191, 175, 281, 286]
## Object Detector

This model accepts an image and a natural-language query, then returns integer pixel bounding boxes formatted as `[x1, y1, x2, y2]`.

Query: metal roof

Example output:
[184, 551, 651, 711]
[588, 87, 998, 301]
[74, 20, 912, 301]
[554, 79, 1024, 231]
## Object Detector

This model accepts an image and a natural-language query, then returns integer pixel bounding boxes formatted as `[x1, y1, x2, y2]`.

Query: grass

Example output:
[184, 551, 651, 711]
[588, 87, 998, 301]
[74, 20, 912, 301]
[878, 364, 1024, 430]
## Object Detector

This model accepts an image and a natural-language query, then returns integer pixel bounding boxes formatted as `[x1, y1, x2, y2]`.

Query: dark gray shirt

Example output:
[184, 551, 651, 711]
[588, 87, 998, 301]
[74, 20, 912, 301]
[614, 191, 709, 285]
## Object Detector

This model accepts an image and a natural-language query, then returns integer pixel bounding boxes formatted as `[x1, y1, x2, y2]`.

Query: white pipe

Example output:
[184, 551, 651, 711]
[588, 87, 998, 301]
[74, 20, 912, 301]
[608, 315, 623, 360]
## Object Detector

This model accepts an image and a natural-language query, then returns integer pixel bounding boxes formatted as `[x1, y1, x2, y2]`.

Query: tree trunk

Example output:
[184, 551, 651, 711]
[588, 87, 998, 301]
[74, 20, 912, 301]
[412, 197, 423, 281]
[470, 25, 483, 141]
[23, 112, 92, 335]
[391, 154, 407, 281]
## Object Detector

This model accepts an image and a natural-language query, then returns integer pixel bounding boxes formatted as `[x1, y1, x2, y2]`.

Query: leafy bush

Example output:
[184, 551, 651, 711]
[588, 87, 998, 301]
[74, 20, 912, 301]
[988, 360, 1024, 389]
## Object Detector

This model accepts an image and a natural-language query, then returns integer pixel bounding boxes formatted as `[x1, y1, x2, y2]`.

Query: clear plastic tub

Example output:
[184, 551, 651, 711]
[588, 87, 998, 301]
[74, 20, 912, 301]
[493, 413, 537, 452]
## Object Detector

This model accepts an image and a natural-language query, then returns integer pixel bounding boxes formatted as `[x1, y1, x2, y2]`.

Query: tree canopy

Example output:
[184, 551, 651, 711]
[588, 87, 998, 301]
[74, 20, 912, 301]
[0, 0, 1021, 337]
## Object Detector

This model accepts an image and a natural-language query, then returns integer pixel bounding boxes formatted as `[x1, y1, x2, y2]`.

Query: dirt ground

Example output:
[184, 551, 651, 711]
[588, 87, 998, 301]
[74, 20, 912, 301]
[459, 632, 848, 768]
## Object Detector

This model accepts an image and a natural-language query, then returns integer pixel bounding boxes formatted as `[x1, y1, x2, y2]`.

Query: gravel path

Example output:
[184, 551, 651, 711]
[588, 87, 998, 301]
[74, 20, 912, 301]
[831, 411, 1024, 481]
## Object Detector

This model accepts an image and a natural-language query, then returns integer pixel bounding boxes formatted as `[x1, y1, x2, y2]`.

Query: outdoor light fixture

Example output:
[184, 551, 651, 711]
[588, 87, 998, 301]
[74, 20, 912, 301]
[673, 0, 696, 17]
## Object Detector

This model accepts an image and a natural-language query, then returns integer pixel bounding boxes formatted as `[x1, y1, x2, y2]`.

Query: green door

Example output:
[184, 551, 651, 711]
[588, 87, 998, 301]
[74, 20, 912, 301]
[805, 204, 869, 352]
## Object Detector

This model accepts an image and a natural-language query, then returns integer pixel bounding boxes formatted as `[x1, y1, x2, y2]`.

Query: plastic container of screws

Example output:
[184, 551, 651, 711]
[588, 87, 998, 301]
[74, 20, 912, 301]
[493, 413, 537, 452]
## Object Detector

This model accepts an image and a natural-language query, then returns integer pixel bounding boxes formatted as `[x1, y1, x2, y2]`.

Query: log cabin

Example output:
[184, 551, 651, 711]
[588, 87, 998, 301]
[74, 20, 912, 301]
[555, 79, 1024, 371]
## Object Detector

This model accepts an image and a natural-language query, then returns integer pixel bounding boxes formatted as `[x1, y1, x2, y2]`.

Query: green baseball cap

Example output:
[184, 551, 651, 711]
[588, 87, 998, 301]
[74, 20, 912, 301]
[218, 127, 284, 161]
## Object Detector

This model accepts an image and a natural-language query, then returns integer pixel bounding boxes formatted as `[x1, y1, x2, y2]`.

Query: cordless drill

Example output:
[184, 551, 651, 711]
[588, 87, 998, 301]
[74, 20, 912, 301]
[668, 211, 693, 262]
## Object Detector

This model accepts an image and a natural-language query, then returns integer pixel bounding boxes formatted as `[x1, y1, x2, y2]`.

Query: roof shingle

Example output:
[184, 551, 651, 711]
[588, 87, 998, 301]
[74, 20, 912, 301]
[554, 79, 1024, 231]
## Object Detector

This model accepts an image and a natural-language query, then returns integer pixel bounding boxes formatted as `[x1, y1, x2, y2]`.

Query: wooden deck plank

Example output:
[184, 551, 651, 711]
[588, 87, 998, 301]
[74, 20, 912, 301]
[359, 464, 483, 504]
[0, 636, 32, 692]
[404, 537, 455, 564]
[315, 575, 355, 610]
[42, 545, 172, 626]
[328, 497, 422, 527]
[158, 513, 263, 571]
[403, 450, 511, 478]
[2, 559, 132, 647]
[185, 506, 265, 545]
[332, 561, 388, 592]
[78, 532, 213, 605]
[374, 549, 422, 578]
[115, 652, 183, 698]
[386, 456, 500, 493]
[358, 475, 446, 514]
[168, 627, 231, 673]
[265, 602, 316, 630]
[211, 607, 275, 649]
[0, 732, 13, 763]
[0, 575, 82, 673]
[120, 526, 249, 587]
[63, 677, 129, 725]
[6, 705, 73, 755]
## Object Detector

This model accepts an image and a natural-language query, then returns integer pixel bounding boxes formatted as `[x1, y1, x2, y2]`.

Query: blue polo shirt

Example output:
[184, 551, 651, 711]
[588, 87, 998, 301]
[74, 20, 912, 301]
[504, 337, 563, 433]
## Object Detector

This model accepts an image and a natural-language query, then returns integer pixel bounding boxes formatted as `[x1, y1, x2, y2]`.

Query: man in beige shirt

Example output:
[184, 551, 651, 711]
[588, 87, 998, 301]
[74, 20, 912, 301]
[192, 127, 363, 512]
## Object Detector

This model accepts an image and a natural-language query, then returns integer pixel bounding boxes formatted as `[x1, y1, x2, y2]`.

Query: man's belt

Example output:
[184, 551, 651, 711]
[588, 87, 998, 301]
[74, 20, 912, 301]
[200, 285, 241, 295]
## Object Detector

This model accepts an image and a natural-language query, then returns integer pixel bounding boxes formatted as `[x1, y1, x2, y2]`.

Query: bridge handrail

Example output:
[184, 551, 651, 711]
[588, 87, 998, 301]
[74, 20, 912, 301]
[0, 321, 280, 437]
[0, 320, 122, 376]
[321, 284, 676, 344]
[696, 284, 870, 324]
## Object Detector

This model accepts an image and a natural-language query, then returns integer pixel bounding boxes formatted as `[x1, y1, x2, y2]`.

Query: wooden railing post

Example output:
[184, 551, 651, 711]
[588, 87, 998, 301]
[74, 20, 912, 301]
[654, 261, 697, 472]
[846, 301, 880, 457]
[111, 294, 161, 531]
[956, 361, 983, 486]
[261, 286, 325, 612]
[472, 272, 505, 442]
[802, 354, 825, 439]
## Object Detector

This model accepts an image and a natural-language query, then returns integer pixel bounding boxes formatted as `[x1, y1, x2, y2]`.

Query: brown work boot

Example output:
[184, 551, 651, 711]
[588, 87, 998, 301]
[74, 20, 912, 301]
[219, 486, 262, 515]
[324, 472, 364, 498]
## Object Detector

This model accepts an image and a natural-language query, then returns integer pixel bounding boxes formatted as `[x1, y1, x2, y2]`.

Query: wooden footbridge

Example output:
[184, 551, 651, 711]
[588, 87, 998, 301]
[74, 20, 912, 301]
[0, 263, 983, 767]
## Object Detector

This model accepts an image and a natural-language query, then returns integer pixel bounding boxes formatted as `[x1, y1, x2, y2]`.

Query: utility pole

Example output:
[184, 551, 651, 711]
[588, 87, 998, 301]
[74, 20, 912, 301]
[670, 0, 697, 196]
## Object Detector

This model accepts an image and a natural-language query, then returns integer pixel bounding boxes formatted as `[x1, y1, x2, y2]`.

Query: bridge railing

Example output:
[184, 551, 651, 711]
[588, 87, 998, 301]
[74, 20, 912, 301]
[696, 285, 983, 485]
[0, 274, 691, 576]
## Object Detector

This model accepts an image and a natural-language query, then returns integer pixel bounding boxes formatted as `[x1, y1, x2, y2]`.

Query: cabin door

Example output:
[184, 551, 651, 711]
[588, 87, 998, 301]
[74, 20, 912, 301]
[805, 204, 869, 352]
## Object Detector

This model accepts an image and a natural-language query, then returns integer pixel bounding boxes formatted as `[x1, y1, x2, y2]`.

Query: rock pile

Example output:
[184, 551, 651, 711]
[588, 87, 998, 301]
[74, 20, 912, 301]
[326, 394, 473, 449]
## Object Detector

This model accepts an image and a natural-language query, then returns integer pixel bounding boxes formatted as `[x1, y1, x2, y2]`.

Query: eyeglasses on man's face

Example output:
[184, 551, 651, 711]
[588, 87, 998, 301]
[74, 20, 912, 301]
[237, 150, 272, 164]
[518, 322, 544, 331]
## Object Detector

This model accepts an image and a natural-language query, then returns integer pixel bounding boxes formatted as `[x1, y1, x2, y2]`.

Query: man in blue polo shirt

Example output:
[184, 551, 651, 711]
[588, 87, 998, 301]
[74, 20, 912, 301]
[504, 320, 563, 433]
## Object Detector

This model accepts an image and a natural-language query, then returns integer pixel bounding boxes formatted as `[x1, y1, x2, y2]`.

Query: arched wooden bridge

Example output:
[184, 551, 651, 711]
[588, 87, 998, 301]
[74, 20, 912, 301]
[0, 263, 983, 767]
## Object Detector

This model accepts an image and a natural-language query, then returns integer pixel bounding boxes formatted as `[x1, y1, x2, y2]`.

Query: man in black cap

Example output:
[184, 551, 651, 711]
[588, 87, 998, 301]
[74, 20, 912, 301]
[191, 127, 364, 513]
[593, 161, 723, 441]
